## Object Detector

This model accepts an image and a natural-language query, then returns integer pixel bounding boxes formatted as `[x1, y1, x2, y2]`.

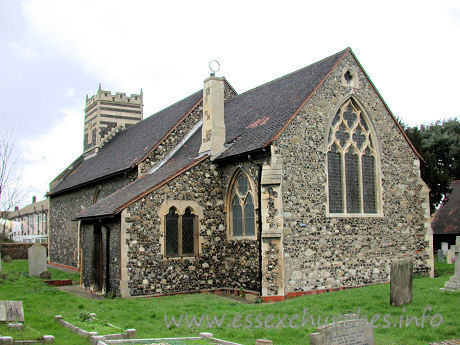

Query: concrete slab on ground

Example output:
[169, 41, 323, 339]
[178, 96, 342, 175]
[57, 285, 105, 300]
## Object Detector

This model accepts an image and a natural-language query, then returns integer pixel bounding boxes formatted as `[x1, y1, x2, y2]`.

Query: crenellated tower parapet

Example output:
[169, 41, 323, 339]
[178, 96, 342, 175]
[84, 85, 143, 155]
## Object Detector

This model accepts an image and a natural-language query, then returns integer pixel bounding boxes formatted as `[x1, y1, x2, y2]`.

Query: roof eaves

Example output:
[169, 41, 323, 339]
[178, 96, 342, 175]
[113, 155, 209, 215]
[49, 167, 134, 197]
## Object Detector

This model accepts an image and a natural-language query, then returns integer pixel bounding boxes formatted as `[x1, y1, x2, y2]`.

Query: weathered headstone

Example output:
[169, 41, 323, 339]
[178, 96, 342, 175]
[441, 242, 449, 256]
[28, 244, 46, 277]
[437, 249, 444, 262]
[310, 317, 374, 345]
[390, 260, 413, 306]
[0, 301, 24, 322]
[446, 246, 456, 264]
[441, 236, 460, 291]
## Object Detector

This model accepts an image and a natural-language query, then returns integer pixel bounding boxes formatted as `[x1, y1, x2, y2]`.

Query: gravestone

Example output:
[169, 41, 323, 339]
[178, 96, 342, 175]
[28, 244, 47, 277]
[0, 301, 24, 322]
[310, 317, 374, 345]
[437, 249, 444, 262]
[390, 260, 413, 306]
[441, 236, 460, 291]
[446, 246, 456, 264]
[441, 242, 449, 256]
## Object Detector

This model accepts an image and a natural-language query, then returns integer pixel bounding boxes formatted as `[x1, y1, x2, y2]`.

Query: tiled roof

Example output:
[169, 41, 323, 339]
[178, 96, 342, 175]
[432, 180, 460, 235]
[10, 199, 49, 219]
[49, 90, 203, 195]
[217, 49, 348, 159]
[76, 129, 205, 219]
[75, 49, 349, 219]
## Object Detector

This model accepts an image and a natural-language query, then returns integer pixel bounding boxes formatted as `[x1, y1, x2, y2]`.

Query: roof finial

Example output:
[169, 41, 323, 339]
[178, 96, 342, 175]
[98, 83, 101, 92]
[208, 60, 220, 77]
[140, 88, 143, 95]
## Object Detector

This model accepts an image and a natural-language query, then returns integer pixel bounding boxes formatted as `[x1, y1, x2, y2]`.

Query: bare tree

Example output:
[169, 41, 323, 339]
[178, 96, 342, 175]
[0, 131, 25, 212]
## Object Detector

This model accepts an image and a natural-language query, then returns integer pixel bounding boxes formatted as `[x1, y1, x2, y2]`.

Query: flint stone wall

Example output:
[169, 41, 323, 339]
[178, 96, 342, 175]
[276, 52, 432, 294]
[124, 157, 264, 296]
[140, 102, 203, 174]
[49, 172, 136, 267]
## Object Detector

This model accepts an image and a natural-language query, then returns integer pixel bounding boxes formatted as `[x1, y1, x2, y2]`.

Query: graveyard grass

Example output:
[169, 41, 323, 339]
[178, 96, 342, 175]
[0, 260, 458, 345]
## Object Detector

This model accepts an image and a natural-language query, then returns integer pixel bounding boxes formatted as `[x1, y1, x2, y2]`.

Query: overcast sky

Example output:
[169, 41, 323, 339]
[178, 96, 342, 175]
[1, 0, 459, 208]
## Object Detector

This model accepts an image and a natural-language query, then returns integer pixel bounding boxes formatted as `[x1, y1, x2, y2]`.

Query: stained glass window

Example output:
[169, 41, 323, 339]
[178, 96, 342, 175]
[230, 171, 256, 237]
[326, 99, 379, 214]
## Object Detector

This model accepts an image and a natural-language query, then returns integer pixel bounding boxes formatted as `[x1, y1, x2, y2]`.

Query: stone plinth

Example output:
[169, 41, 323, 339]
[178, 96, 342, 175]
[390, 260, 413, 306]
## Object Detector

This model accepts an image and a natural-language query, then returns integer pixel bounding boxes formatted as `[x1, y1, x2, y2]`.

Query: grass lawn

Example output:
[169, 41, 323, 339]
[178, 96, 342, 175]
[0, 259, 458, 345]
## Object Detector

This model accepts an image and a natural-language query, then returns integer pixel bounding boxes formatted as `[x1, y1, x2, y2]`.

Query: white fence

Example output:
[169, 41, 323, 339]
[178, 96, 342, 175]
[12, 235, 48, 244]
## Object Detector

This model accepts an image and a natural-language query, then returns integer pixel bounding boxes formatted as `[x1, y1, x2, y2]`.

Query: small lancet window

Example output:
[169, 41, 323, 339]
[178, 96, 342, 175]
[165, 206, 198, 258]
[326, 99, 379, 214]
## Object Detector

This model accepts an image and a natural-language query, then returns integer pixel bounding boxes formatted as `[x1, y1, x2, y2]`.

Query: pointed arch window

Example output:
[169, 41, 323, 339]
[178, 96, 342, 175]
[229, 171, 256, 238]
[326, 99, 379, 215]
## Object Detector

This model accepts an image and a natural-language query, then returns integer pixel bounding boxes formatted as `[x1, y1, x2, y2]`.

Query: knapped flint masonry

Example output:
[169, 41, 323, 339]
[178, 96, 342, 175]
[48, 48, 433, 299]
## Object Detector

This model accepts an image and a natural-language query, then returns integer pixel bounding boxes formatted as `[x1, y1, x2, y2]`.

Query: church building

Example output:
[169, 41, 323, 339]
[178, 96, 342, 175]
[48, 48, 433, 300]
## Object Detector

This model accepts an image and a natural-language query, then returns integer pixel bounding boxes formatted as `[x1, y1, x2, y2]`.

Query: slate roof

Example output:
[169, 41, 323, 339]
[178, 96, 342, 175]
[71, 48, 423, 219]
[218, 49, 347, 159]
[76, 129, 205, 219]
[432, 180, 460, 235]
[49, 90, 202, 195]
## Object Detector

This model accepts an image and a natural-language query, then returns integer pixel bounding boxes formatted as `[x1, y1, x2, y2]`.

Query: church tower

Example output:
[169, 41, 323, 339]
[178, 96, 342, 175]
[84, 85, 143, 155]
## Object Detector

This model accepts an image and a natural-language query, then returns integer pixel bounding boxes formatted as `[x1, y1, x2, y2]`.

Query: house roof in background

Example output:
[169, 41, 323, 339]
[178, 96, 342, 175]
[10, 199, 49, 219]
[432, 180, 460, 235]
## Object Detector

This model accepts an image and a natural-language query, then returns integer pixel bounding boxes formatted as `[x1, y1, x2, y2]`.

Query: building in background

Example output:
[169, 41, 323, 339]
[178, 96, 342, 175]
[432, 180, 460, 250]
[9, 196, 49, 243]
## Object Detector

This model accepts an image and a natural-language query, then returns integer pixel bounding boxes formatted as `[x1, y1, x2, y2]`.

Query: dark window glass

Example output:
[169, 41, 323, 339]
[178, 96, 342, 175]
[182, 208, 195, 255]
[244, 194, 255, 236]
[232, 196, 243, 236]
[343, 104, 357, 128]
[345, 152, 360, 213]
[165, 208, 178, 256]
[328, 150, 343, 213]
[362, 154, 377, 213]
[237, 174, 248, 196]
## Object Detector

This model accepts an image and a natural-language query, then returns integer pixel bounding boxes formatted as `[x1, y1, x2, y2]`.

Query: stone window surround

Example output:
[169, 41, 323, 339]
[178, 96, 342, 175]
[225, 168, 259, 240]
[324, 95, 384, 218]
[158, 200, 204, 260]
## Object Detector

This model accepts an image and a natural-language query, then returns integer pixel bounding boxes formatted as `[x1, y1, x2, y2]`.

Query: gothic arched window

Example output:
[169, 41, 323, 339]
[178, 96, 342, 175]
[228, 171, 256, 238]
[326, 98, 379, 214]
